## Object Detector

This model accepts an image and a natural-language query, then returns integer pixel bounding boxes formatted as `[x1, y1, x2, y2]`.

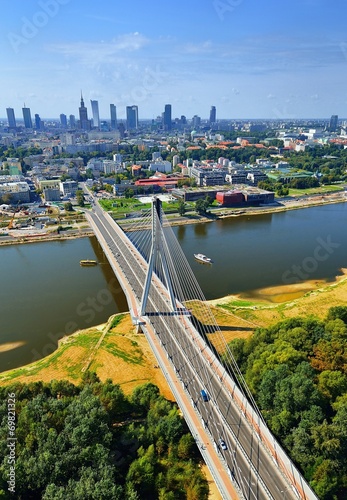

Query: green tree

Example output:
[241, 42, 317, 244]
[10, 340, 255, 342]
[178, 200, 186, 216]
[64, 202, 73, 212]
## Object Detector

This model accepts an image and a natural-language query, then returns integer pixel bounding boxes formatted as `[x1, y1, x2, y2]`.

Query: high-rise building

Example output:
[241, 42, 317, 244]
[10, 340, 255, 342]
[69, 115, 76, 128]
[90, 100, 100, 129]
[6, 108, 16, 128]
[79, 92, 90, 130]
[163, 104, 172, 130]
[209, 106, 216, 124]
[60, 113, 68, 128]
[110, 104, 117, 129]
[192, 115, 201, 129]
[329, 114, 338, 132]
[118, 122, 125, 138]
[35, 113, 42, 130]
[126, 105, 138, 130]
[22, 104, 33, 128]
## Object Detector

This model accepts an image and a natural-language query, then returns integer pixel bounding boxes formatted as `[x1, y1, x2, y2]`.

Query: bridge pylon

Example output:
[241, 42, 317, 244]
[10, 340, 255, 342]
[140, 197, 177, 316]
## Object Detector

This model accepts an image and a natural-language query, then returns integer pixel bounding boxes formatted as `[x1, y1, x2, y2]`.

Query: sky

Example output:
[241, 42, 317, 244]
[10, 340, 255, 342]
[1, 0, 347, 120]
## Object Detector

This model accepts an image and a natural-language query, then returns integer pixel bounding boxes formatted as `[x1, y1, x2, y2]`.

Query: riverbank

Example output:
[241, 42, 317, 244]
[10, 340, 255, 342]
[1, 190, 346, 244]
[208, 267, 347, 333]
[1, 269, 347, 388]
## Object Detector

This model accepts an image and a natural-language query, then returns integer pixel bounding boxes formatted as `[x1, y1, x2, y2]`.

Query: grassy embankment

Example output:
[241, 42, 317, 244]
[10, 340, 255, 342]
[1, 270, 347, 394]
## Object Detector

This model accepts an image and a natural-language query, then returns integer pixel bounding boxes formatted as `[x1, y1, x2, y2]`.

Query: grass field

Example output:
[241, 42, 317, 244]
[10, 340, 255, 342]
[287, 184, 344, 196]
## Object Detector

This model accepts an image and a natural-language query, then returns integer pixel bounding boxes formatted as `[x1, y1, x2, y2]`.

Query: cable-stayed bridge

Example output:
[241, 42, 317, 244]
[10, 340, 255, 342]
[85, 196, 318, 500]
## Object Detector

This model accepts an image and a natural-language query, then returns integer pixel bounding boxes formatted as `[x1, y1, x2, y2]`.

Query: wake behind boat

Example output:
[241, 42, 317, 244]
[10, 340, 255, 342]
[194, 253, 212, 264]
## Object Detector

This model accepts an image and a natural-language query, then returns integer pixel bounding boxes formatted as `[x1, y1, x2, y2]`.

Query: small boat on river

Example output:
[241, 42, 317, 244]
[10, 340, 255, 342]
[80, 260, 97, 266]
[194, 253, 212, 264]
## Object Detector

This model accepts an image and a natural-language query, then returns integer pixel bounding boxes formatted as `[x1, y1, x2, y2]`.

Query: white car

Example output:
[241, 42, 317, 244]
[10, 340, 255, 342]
[219, 438, 227, 450]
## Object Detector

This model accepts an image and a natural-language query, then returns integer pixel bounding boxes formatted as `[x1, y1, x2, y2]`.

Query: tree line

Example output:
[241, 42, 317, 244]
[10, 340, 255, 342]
[0, 376, 208, 499]
[224, 306, 347, 499]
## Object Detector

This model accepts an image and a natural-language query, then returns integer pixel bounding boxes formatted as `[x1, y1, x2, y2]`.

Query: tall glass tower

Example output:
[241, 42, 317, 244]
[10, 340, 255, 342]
[22, 105, 33, 128]
[90, 100, 100, 129]
[110, 104, 117, 129]
[6, 108, 16, 128]
[126, 105, 138, 130]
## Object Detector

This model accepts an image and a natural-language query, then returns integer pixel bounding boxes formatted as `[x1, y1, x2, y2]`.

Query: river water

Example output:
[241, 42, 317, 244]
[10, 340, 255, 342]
[1, 203, 347, 372]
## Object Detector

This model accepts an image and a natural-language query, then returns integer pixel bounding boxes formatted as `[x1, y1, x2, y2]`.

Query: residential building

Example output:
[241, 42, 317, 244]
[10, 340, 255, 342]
[39, 179, 61, 202]
[149, 160, 172, 173]
[0, 181, 30, 203]
[247, 170, 268, 185]
[60, 180, 78, 197]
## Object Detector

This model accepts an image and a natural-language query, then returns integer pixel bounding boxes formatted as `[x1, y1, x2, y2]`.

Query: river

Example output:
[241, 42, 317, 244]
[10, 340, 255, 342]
[1, 203, 347, 372]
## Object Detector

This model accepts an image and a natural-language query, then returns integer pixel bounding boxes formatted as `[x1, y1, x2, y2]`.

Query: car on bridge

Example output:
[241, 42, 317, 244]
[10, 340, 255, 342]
[200, 389, 209, 402]
[219, 438, 227, 451]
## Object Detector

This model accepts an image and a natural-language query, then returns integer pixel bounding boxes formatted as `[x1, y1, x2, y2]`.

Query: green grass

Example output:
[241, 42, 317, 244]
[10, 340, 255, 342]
[103, 336, 144, 365]
[219, 300, 265, 309]
[99, 197, 196, 217]
[287, 185, 344, 196]
[109, 313, 126, 329]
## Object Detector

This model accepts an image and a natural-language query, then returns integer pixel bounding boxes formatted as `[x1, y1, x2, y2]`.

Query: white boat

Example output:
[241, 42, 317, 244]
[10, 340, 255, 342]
[194, 253, 212, 264]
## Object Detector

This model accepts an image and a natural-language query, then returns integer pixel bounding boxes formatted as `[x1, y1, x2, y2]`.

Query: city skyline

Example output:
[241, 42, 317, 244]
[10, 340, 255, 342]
[2, 0, 347, 119]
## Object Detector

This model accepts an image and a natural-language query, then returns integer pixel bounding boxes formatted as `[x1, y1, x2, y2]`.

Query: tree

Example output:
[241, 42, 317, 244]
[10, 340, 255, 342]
[124, 188, 135, 199]
[195, 198, 209, 215]
[178, 200, 186, 216]
[64, 202, 73, 212]
[76, 190, 85, 207]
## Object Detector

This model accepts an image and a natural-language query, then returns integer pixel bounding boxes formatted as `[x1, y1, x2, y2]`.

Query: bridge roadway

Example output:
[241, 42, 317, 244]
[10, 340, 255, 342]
[85, 201, 317, 500]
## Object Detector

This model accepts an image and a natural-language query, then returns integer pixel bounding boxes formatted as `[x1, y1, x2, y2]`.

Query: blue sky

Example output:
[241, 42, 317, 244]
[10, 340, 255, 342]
[1, 0, 347, 120]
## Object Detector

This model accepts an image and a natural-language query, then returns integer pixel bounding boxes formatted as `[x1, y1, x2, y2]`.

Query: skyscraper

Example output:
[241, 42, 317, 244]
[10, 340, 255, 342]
[22, 104, 33, 128]
[329, 115, 338, 132]
[35, 113, 42, 130]
[90, 100, 100, 129]
[60, 113, 68, 128]
[79, 92, 90, 130]
[110, 104, 117, 129]
[126, 105, 138, 130]
[6, 108, 16, 128]
[69, 115, 76, 128]
[163, 104, 172, 130]
[209, 106, 216, 124]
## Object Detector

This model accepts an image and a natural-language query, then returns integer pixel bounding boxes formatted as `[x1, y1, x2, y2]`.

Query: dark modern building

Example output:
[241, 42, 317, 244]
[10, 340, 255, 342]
[163, 104, 172, 130]
[69, 114, 76, 128]
[209, 105, 216, 124]
[126, 105, 138, 130]
[60, 113, 68, 128]
[22, 105, 33, 128]
[329, 114, 338, 132]
[110, 104, 117, 129]
[6, 108, 16, 128]
[34, 113, 42, 130]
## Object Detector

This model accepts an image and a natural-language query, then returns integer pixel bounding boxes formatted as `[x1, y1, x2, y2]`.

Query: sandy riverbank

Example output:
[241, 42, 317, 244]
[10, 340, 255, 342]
[209, 268, 347, 306]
